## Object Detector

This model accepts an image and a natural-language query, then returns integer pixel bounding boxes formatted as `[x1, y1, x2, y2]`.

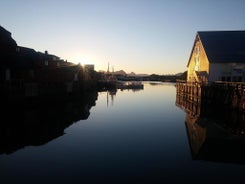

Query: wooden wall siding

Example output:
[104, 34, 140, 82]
[187, 36, 210, 83]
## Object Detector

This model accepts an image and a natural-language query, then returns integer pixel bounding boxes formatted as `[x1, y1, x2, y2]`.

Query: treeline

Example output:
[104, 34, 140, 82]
[112, 71, 187, 82]
[124, 71, 187, 82]
[142, 71, 187, 82]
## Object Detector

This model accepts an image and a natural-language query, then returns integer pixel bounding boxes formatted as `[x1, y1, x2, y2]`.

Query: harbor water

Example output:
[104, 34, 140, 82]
[1, 82, 245, 184]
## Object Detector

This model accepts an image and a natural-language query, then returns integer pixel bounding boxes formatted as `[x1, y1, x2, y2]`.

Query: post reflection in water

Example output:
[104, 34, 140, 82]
[107, 89, 117, 107]
[176, 93, 245, 164]
[106, 87, 144, 107]
[0, 91, 98, 155]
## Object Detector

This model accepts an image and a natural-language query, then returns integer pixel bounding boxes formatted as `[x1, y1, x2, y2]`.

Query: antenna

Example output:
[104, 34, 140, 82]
[107, 62, 110, 73]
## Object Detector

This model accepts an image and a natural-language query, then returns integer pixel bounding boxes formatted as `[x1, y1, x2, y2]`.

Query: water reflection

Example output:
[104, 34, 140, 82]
[0, 92, 98, 155]
[106, 87, 144, 107]
[176, 94, 245, 164]
[106, 89, 117, 107]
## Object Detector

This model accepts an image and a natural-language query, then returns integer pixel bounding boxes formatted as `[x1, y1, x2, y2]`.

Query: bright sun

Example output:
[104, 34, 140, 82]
[70, 55, 107, 72]
[72, 56, 95, 65]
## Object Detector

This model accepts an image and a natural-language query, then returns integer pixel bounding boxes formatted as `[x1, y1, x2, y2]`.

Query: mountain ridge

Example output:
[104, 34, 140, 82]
[98, 69, 183, 77]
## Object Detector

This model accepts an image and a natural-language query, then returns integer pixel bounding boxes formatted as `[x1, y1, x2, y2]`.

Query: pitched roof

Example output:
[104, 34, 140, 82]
[198, 31, 245, 63]
[0, 25, 17, 50]
[0, 25, 11, 36]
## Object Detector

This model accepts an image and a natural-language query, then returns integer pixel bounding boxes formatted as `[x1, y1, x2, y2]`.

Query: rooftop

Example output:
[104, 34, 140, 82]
[197, 30, 245, 63]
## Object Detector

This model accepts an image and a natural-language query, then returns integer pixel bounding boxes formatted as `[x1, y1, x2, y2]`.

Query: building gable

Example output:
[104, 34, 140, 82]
[187, 34, 210, 83]
[187, 31, 245, 83]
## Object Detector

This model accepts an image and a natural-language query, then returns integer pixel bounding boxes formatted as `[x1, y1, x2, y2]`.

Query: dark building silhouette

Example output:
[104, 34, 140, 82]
[0, 25, 100, 154]
[0, 25, 97, 99]
[0, 26, 17, 53]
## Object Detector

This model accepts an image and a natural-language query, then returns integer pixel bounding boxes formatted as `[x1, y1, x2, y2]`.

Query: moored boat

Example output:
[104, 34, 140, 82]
[116, 81, 144, 90]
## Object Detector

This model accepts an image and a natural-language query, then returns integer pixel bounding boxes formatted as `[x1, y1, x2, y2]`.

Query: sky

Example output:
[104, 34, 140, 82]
[0, 0, 245, 74]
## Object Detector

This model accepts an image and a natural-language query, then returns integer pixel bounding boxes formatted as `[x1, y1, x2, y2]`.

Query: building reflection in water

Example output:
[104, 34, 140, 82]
[176, 93, 245, 164]
[0, 91, 98, 155]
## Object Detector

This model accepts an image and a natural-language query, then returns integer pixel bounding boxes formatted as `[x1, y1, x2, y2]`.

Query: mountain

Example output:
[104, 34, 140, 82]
[113, 70, 127, 75]
[136, 74, 149, 77]
[175, 72, 184, 76]
[97, 69, 149, 77]
[128, 72, 136, 76]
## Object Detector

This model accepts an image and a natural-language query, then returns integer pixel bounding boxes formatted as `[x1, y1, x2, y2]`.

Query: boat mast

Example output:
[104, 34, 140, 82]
[107, 62, 110, 74]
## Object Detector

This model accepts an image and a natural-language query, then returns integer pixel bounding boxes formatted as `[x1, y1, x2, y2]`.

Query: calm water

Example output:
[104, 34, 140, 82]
[1, 82, 245, 184]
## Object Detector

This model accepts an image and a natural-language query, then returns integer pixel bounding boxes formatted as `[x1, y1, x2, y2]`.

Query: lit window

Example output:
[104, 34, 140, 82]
[195, 66, 199, 71]
[195, 56, 199, 65]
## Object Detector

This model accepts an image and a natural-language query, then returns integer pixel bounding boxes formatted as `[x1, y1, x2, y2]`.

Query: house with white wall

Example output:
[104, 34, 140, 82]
[187, 31, 245, 84]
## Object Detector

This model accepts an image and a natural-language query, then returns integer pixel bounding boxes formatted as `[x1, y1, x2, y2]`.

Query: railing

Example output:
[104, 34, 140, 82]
[176, 80, 245, 112]
[176, 80, 202, 117]
[214, 81, 245, 96]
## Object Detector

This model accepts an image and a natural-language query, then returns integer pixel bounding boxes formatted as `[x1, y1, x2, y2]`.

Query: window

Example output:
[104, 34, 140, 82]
[74, 73, 78, 81]
[29, 70, 34, 78]
[195, 56, 199, 65]
[5, 69, 10, 80]
[195, 46, 200, 55]
[232, 76, 242, 82]
[238, 76, 242, 82]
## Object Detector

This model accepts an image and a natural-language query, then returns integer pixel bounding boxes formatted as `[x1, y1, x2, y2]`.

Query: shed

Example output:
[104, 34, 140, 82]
[187, 31, 245, 84]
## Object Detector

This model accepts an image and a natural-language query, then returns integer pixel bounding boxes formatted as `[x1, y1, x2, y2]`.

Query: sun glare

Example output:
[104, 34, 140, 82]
[70, 56, 106, 72]
[71, 56, 94, 65]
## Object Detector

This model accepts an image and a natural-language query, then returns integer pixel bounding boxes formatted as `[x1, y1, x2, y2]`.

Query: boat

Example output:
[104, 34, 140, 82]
[116, 81, 144, 90]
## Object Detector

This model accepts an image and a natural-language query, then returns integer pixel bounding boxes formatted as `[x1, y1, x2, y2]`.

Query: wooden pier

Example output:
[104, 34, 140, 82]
[176, 80, 245, 137]
[176, 80, 245, 112]
[176, 81, 202, 117]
